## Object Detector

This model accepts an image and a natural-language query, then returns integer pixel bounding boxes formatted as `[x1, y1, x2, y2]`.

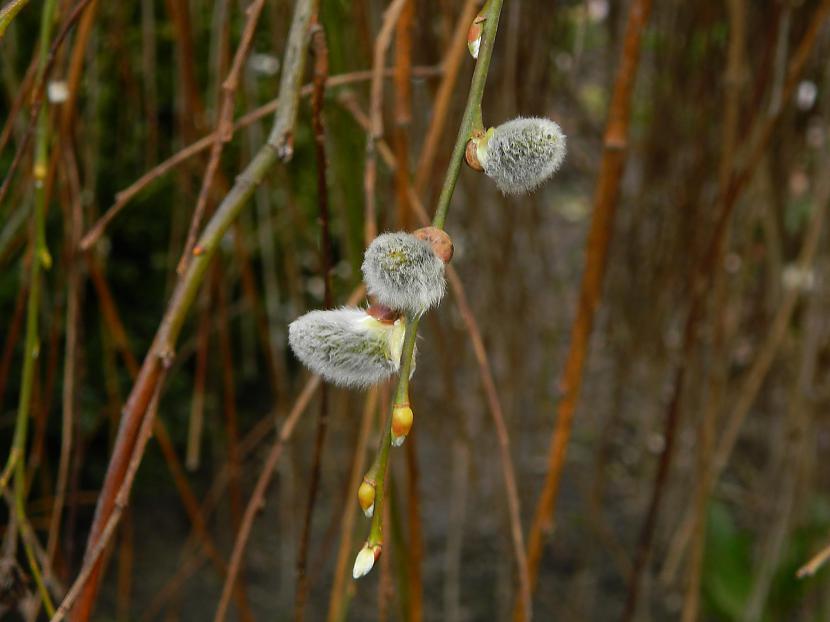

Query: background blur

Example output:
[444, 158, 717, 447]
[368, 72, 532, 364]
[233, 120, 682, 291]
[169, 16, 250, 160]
[2, 0, 830, 620]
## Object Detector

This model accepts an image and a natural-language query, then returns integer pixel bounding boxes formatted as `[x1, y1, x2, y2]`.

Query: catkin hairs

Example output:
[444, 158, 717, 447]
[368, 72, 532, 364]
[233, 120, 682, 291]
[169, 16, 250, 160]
[475, 117, 566, 195]
[288, 307, 406, 388]
[361, 230, 451, 316]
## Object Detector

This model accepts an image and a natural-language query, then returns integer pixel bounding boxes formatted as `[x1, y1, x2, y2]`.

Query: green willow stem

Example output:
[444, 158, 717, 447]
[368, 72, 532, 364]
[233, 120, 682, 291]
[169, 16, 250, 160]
[70, 1, 316, 618]
[0, 0, 29, 39]
[431, 0, 502, 230]
[361, 0, 503, 559]
[367, 317, 419, 547]
[6, 0, 59, 615]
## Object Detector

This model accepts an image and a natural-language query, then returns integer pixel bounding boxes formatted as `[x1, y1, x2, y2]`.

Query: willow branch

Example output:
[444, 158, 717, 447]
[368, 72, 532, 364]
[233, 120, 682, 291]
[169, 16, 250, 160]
[357, 0, 522, 614]
[517, 2, 653, 620]
[66, 0, 317, 618]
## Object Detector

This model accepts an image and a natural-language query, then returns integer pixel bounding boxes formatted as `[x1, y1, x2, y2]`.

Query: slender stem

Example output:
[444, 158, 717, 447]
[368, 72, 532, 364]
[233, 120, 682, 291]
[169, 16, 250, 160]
[518, 1, 652, 619]
[294, 20, 331, 622]
[431, 0, 502, 230]
[360, 0, 505, 580]
[6, 0, 59, 615]
[0, 0, 29, 39]
[69, 0, 318, 618]
[367, 318, 419, 549]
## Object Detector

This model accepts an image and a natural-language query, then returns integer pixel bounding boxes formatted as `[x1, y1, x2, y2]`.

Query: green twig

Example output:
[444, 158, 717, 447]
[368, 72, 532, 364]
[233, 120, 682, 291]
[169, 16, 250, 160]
[4, 0, 59, 615]
[367, 318, 419, 548]
[360, 0, 504, 581]
[69, 0, 318, 619]
[431, 0, 502, 230]
[0, 0, 29, 39]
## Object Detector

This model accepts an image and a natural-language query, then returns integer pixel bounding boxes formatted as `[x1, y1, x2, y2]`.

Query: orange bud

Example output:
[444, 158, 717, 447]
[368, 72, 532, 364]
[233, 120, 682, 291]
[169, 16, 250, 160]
[358, 480, 376, 517]
[467, 14, 486, 59]
[391, 404, 414, 447]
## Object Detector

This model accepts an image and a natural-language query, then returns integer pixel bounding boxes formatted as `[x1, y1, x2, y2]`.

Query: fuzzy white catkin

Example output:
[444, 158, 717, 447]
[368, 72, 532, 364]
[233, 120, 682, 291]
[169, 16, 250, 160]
[361, 232, 446, 316]
[479, 117, 566, 195]
[288, 308, 406, 388]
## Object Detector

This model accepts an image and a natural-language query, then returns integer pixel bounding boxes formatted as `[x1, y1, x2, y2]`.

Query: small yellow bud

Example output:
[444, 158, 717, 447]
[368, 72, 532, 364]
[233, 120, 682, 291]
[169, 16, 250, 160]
[358, 480, 376, 518]
[391, 404, 414, 447]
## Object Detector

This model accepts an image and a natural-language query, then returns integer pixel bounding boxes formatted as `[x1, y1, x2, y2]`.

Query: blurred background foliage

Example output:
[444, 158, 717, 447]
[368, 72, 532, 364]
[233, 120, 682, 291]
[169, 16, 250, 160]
[1, 0, 830, 620]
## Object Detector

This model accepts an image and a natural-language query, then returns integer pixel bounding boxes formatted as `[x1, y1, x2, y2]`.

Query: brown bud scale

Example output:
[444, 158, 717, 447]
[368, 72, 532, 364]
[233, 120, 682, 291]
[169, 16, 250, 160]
[366, 302, 401, 324]
[413, 227, 454, 264]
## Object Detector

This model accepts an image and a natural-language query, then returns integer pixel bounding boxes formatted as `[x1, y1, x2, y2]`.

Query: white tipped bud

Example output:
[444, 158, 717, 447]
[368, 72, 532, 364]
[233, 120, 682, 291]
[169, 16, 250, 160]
[467, 14, 485, 59]
[358, 480, 376, 518]
[352, 543, 380, 579]
[390, 404, 413, 447]
[475, 117, 566, 195]
[362, 231, 449, 316]
[288, 308, 406, 388]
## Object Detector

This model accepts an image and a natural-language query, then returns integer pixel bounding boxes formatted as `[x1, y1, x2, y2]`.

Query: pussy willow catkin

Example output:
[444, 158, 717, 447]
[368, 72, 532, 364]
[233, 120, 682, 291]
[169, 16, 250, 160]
[361, 230, 449, 316]
[288, 307, 406, 388]
[475, 117, 566, 195]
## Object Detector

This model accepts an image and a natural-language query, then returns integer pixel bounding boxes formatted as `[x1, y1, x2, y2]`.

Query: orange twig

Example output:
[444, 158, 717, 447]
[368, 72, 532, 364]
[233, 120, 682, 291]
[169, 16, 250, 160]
[77, 65, 443, 251]
[176, 0, 268, 274]
[294, 19, 332, 621]
[622, 2, 830, 618]
[519, 2, 653, 620]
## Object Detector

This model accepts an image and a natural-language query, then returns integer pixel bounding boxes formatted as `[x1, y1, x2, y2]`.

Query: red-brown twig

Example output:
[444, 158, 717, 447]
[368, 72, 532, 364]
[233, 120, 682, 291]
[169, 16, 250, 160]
[363, 0, 408, 243]
[392, 0, 413, 229]
[50, 376, 166, 622]
[212, 376, 321, 622]
[0, 0, 95, 206]
[621, 2, 830, 619]
[326, 388, 378, 622]
[77, 64, 442, 251]
[518, 2, 653, 620]
[176, 0, 268, 274]
[293, 19, 332, 622]
[67, 0, 317, 617]
[213, 275, 361, 622]
[85, 252, 255, 619]
[214, 265, 254, 621]
[681, 1, 746, 619]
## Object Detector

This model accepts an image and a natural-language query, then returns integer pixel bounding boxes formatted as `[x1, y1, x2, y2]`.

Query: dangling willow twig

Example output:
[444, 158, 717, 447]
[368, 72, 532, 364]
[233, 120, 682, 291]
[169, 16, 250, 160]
[351, 0, 533, 618]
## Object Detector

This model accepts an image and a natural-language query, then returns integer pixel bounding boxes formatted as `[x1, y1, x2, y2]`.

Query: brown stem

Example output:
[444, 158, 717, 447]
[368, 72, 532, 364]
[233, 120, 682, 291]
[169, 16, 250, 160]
[212, 376, 321, 622]
[185, 294, 210, 470]
[518, 2, 653, 620]
[47, 142, 84, 570]
[176, 0, 268, 274]
[51, 377, 166, 622]
[326, 388, 378, 622]
[392, 0, 413, 229]
[66, 0, 317, 615]
[0, 276, 28, 410]
[364, 0, 408, 243]
[681, 1, 745, 619]
[78, 64, 443, 251]
[85, 251, 255, 619]
[621, 2, 830, 618]
[294, 19, 331, 622]
[214, 266, 253, 622]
